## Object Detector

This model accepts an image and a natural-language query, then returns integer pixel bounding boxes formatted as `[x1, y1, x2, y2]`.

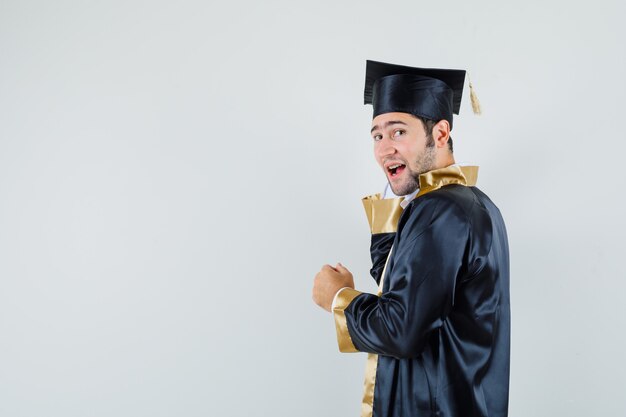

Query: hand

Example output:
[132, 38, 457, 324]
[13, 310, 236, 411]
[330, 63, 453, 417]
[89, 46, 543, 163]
[312, 263, 355, 312]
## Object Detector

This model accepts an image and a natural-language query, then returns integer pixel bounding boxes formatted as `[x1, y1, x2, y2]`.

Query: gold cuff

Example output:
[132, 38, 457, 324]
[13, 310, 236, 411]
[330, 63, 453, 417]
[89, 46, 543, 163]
[362, 194, 404, 234]
[332, 288, 362, 353]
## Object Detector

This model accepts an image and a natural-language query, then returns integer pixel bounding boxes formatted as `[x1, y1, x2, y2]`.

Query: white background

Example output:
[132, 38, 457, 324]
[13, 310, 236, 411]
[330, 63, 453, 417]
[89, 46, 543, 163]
[1, 0, 625, 416]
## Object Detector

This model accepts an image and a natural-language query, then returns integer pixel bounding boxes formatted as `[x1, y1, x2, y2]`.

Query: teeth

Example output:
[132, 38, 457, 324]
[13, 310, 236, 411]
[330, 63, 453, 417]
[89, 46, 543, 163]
[389, 164, 402, 169]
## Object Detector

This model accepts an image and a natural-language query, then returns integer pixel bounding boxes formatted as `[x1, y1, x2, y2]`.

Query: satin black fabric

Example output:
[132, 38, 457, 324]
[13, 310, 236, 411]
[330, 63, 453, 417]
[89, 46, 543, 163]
[346, 185, 510, 417]
[372, 75, 456, 128]
[363, 60, 466, 124]
[370, 232, 396, 285]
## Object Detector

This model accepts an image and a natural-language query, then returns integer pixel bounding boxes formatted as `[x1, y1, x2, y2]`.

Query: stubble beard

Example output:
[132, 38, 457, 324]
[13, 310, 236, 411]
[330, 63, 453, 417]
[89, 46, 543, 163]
[389, 141, 437, 196]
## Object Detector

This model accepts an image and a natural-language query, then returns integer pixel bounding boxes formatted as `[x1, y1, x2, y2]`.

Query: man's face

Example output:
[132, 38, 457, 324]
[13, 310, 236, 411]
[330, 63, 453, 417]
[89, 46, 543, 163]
[371, 112, 436, 196]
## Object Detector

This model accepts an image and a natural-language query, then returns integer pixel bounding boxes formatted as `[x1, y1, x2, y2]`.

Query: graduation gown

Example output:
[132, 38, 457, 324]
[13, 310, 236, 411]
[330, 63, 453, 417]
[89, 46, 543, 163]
[333, 166, 510, 417]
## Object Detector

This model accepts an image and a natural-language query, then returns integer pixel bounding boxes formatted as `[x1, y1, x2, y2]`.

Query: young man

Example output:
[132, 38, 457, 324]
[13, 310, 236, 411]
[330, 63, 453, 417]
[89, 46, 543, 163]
[312, 60, 510, 417]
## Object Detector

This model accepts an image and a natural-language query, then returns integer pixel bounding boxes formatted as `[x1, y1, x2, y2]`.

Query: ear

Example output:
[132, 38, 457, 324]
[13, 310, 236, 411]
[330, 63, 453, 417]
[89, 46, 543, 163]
[432, 120, 451, 149]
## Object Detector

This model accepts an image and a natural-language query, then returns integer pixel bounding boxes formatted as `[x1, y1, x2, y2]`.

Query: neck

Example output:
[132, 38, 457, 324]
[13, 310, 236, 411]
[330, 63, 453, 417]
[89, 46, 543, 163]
[433, 152, 455, 170]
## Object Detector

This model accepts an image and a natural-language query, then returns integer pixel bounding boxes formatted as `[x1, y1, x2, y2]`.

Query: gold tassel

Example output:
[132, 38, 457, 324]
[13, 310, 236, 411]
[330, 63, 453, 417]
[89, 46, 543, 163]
[468, 76, 482, 115]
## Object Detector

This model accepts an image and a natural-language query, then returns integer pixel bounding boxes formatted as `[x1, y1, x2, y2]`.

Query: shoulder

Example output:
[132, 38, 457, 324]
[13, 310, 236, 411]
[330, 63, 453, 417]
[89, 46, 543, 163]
[406, 184, 478, 221]
[397, 185, 475, 243]
[421, 184, 479, 211]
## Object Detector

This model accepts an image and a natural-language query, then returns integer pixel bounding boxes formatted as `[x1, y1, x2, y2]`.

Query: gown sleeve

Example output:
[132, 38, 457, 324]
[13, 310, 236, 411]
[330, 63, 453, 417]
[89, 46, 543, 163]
[369, 233, 395, 285]
[361, 193, 404, 285]
[335, 194, 471, 358]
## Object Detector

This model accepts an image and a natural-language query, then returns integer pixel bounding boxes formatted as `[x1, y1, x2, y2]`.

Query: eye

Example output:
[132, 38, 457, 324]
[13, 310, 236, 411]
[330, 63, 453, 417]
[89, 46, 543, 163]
[373, 133, 383, 141]
[392, 129, 405, 139]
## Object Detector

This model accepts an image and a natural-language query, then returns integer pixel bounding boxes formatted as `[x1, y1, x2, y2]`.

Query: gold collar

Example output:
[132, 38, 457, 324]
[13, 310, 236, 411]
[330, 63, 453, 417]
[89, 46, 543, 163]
[416, 165, 479, 197]
[362, 165, 479, 234]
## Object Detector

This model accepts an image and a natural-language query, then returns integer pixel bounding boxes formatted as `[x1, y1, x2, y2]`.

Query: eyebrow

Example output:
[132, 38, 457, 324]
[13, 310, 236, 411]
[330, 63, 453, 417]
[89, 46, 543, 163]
[370, 120, 408, 134]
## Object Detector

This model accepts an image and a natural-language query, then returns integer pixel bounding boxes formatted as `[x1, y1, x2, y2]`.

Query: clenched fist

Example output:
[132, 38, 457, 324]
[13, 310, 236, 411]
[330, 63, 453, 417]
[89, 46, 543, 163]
[312, 263, 355, 312]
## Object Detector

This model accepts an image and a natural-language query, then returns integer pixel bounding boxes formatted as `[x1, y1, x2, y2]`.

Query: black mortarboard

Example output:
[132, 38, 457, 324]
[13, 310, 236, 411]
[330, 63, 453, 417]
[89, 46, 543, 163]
[364, 60, 468, 129]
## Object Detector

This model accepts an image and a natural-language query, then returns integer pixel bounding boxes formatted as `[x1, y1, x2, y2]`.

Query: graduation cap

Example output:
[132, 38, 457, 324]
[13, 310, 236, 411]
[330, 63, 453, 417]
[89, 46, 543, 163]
[364, 60, 481, 129]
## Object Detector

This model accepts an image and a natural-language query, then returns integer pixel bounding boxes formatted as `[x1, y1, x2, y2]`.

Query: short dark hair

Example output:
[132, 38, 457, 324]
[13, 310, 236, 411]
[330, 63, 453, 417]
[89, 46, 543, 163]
[413, 115, 453, 153]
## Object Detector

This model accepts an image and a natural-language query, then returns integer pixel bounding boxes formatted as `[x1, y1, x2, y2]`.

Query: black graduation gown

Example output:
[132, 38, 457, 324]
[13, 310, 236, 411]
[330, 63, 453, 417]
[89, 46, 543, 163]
[333, 166, 510, 417]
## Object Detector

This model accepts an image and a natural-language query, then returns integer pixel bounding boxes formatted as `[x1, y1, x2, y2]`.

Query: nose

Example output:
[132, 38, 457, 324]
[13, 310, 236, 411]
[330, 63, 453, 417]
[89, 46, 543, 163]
[375, 135, 397, 160]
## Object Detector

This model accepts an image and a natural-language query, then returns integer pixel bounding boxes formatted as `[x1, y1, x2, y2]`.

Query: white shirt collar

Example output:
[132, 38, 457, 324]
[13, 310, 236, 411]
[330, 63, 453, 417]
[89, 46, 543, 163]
[400, 189, 419, 208]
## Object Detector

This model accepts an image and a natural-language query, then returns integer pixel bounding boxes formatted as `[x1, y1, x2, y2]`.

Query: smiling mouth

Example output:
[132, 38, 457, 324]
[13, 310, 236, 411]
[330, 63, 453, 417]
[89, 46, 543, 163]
[387, 163, 406, 178]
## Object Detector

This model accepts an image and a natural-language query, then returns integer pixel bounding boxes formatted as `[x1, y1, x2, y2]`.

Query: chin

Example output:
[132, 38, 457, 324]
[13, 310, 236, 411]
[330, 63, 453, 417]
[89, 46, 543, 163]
[389, 181, 419, 197]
